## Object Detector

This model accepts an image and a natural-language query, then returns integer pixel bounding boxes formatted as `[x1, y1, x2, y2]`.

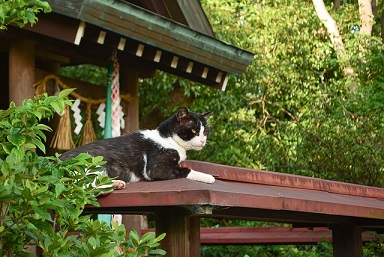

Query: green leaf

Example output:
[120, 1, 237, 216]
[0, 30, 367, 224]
[148, 249, 166, 255]
[140, 231, 156, 243]
[36, 123, 52, 132]
[54, 183, 66, 197]
[88, 237, 97, 248]
[153, 232, 166, 243]
[23, 143, 36, 149]
[31, 205, 53, 221]
[50, 101, 63, 114]
[32, 137, 46, 153]
[7, 133, 26, 147]
[59, 88, 75, 99]
[129, 230, 140, 247]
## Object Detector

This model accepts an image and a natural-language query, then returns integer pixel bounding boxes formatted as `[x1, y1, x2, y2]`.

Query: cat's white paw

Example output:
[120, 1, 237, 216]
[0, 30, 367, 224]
[112, 179, 126, 190]
[187, 170, 215, 184]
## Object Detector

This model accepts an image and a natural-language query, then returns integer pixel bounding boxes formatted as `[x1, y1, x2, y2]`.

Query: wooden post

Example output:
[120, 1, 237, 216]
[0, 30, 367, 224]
[0, 52, 9, 110]
[332, 224, 363, 257]
[119, 68, 142, 235]
[120, 69, 139, 133]
[156, 207, 201, 257]
[9, 40, 35, 105]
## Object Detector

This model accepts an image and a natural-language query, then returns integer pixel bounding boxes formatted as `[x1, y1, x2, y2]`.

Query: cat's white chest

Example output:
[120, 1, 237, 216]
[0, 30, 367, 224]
[140, 130, 187, 162]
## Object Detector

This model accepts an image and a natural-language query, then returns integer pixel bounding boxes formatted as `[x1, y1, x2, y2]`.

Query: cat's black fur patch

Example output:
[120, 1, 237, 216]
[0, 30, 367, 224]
[60, 107, 213, 183]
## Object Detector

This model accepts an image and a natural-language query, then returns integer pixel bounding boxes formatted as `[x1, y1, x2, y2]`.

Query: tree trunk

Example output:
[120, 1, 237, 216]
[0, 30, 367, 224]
[381, 11, 384, 43]
[333, 0, 341, 11]
[312, 0, 354, 77]
[358, 0, 373, 35]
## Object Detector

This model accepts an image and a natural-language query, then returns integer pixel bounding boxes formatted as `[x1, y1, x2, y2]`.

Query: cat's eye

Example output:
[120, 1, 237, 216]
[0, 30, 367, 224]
[191, 129, 197, 134]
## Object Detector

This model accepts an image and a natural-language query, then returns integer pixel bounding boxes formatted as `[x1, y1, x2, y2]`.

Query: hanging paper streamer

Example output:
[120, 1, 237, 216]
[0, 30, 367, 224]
[71, 98, 83, 135]
[96, 103, 106, 129]
[33, 74, 133, 150]
[119, 105, 125, 130]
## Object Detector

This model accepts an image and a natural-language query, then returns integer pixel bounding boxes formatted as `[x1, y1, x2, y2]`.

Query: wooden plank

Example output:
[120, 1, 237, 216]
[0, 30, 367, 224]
[182, 160, 384, 200]
[141, 227, 380, 245]
[87, 175, 384, 225]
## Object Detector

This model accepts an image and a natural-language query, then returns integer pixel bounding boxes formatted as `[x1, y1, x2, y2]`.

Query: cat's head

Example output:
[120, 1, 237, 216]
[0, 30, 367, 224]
[158, 107, 213, 151]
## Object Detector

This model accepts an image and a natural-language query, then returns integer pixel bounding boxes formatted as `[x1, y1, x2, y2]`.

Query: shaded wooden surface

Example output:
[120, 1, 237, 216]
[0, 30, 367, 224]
[9, 40, 35, 105]
[332, 224, 363, 257]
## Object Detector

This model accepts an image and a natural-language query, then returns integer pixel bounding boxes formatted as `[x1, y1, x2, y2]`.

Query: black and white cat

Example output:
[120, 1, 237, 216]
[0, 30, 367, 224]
[60, 107, 215, 189]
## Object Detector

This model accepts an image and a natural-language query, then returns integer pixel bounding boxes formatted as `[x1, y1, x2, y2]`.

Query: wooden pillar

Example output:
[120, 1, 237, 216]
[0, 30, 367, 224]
[156, 207, 201, 257]
[332, 224, 363, 257]
[120, 69, 139, 133]
[119, 68, 142, 235]
[0, 52, 9, 109]
[9, 40, 35, 105]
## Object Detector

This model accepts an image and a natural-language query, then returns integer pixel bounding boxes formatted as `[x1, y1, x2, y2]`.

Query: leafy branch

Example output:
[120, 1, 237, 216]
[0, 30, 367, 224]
[0, 0, 52, 30]
[0, 93, 166, 256]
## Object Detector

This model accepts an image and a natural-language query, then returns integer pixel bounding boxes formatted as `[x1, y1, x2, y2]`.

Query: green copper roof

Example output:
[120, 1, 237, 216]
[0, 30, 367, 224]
[50, 0, 253, 75]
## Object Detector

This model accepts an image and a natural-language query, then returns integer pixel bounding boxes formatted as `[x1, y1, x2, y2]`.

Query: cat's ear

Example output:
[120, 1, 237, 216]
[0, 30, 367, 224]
[202, 111, 213, 121]
[176, 107, 191, 124]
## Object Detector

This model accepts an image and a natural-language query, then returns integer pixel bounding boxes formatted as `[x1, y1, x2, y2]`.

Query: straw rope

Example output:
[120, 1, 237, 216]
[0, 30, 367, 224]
[34, 74, 132, 150]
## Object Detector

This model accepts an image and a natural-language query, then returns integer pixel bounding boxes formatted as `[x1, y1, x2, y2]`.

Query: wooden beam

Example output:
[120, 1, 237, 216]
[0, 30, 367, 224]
[186, 62, 193, 73]
[332, 224, 363, 257]
[171, 56, 179, 68]
[118, 38, 126, 51]
[141, 226, 380, 245]
[97, 30, 106, 44]
[9, 40, 35, 105]
[75, 21, 86, 45]
[156, 207, 200, 257]
[136, 44, 144, 57]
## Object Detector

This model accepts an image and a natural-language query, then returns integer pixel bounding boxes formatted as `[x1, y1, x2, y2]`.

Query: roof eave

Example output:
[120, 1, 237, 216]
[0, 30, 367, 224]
[49, 0, 254, 90]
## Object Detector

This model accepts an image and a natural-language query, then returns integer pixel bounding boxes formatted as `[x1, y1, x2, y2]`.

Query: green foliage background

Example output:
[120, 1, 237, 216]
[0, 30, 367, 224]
[139, 0, 384, 188]
[138, 1, 384, 255]
[61, 0, 384, 256]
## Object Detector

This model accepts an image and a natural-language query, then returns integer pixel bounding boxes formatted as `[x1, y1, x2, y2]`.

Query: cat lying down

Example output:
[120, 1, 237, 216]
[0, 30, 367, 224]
[60, 107, 215, 192]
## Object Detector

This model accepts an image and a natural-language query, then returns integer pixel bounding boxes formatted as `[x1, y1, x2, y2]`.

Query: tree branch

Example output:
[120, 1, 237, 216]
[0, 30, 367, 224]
[358, 0, 373, 35]
[312, 0, 355, 78]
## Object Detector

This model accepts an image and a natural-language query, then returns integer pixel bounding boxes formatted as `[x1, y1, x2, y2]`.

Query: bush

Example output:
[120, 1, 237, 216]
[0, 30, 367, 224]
[0, 91, 165, 256]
